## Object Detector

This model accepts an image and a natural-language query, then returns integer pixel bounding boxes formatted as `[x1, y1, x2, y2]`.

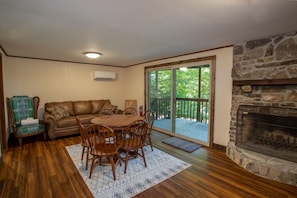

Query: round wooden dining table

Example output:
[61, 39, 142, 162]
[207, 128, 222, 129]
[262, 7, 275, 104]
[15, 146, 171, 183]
[90, 114, 144, 130]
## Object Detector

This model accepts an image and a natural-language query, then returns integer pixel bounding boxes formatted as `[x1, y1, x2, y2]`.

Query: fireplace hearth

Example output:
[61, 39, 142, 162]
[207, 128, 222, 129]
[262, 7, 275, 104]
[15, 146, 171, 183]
[236, 105, 297, 163]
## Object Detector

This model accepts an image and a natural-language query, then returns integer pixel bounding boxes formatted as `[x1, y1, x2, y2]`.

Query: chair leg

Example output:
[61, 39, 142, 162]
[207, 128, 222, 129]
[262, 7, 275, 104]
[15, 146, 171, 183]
[89, 157, 96, 178]
[124, 151, 129, 174]
[81, 147, 86, 160]
[117, 152, 122, 166]
[109, 156, 116, 180]
[86, 147, 89, 170]
[148, 135, 153, 151]
[141, 147, 147, 168]
[18, 137, 22, 147]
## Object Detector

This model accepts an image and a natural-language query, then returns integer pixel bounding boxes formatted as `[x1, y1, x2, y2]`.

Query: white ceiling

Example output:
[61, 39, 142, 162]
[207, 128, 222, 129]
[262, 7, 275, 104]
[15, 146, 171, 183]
[1, 0, 297, 67]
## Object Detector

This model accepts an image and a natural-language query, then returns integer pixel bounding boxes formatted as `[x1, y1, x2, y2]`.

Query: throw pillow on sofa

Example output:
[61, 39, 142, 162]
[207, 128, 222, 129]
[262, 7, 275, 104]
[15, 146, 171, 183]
[100, 103, 118, 115]
[48, 106, 70, 120]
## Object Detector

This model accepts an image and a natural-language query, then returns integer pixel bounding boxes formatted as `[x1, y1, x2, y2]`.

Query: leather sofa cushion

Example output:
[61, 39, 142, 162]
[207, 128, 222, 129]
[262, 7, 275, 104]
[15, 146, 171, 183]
[57, 114, 95, 128]
[73, 101, 92, 115]
[45, 101, 75, 116]
[90, 100, 110, 114]
[76, 114, 96, 124]
[57, 116, 77, 128]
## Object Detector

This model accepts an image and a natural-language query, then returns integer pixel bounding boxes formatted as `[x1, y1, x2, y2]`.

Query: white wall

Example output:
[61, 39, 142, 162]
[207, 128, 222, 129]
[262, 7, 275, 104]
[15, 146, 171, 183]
[3, 46, 233, 146]
[124, 65, 145, 108]
[3, 57, 127, 118]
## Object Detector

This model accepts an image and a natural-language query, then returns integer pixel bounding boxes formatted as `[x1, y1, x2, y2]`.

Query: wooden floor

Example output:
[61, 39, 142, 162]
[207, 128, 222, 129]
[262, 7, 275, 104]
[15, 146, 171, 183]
[1, 132, 297, 198]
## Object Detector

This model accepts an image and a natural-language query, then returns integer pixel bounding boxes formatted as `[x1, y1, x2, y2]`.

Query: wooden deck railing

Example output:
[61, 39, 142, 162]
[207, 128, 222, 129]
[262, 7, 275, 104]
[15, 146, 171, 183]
[150, 98, 209, 123]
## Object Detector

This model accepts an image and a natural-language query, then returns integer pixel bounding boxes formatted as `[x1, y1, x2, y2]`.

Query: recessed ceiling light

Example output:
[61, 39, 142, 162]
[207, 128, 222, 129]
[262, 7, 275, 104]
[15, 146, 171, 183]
[84, 52, 102, 59]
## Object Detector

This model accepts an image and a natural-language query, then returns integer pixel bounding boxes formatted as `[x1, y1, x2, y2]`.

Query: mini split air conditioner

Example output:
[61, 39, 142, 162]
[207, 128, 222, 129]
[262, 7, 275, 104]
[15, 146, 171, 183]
[94, 71, 116, 80]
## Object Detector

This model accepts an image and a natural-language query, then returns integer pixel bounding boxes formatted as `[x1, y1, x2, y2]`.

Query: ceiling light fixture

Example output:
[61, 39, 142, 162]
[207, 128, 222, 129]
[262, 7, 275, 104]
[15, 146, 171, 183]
[84, 52, 102, 59]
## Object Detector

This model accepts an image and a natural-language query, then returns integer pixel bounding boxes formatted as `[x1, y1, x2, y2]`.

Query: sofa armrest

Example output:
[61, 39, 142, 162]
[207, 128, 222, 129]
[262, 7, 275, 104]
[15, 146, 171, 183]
[43, 112, 57, 139]
[43, 112, 56, 122]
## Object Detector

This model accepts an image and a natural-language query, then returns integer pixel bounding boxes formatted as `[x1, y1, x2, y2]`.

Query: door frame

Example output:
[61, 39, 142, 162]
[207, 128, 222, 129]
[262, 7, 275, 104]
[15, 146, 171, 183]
[0, 54, 7, 167]
[145, 55, 216, 148]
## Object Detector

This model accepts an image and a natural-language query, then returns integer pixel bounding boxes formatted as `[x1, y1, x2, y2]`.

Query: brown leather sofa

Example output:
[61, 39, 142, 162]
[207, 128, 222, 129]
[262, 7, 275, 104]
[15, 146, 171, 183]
[43, 99, 121, 139]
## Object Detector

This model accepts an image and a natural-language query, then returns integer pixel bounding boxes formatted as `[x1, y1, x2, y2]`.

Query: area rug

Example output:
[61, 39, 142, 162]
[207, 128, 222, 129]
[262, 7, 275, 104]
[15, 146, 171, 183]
[65, 144, 191, 198]
[162, 137, 202, 153]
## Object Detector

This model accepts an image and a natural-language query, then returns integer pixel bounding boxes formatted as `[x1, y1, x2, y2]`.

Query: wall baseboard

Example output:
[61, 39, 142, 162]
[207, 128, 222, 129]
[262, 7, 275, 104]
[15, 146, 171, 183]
[213, 143, 226, 153]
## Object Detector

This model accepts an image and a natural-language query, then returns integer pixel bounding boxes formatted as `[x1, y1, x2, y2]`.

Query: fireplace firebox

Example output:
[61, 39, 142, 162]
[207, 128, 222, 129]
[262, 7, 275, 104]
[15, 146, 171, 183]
[236, 105, 297, 163]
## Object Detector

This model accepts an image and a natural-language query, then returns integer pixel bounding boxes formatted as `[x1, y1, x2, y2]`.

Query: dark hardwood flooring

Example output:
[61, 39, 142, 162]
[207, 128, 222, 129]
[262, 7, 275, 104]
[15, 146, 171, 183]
[1, 131, 297, 198]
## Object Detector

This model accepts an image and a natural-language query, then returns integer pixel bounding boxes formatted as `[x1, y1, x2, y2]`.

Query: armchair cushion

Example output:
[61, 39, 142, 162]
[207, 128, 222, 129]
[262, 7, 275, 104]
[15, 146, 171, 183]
[17, 123, 45, 135]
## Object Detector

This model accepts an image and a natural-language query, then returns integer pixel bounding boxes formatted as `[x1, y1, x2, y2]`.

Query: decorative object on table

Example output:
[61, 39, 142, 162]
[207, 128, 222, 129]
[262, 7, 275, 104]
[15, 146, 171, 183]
[143, 110, 155, 151]
[87, 124, 122, 180]
[66, 144, 191, 198]
[121, 119, 148, 174]
[6, 96, 46, 146]
[162, 137, 202, 153]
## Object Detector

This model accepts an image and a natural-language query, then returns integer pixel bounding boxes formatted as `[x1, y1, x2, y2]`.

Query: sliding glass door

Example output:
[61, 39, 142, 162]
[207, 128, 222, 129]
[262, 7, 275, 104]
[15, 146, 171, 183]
[173, 65, 210, 143]
[146, 60, 211, 146]
[147, 69, 172, 131]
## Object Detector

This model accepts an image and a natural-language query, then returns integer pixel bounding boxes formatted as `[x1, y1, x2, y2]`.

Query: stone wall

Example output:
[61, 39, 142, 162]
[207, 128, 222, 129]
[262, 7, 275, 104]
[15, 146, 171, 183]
[227, 31, 297, 186]
[232, 31, 297, 81]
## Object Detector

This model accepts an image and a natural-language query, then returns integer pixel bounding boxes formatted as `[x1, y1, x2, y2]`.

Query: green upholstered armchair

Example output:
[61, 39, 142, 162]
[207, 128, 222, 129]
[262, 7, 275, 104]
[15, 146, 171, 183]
[6, 96, 46, 146]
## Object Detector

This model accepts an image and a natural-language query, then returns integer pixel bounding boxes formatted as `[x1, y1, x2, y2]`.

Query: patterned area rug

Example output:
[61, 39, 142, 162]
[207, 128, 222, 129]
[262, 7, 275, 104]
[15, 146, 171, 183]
[66, 144, 191, 198]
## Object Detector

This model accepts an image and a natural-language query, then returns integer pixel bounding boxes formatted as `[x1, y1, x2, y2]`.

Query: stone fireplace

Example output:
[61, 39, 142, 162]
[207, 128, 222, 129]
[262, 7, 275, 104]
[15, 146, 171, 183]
[226, 31, 297, 186]
[236, 105, 297, 163]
